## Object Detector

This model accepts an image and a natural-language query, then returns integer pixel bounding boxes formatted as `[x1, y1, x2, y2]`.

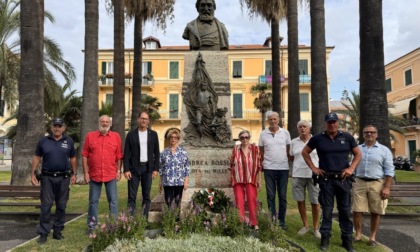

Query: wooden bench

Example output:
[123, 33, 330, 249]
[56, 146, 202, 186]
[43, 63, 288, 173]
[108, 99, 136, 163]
[0, 185, 41, 208]
[388, 183, 420, 206]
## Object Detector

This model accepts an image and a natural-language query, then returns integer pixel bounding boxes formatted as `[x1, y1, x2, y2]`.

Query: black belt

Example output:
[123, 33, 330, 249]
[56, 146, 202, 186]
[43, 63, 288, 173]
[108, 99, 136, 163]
[323, 172, 342, 179]
[357, 177, 379, 182]
[42, 169, 71, 177]
[140, 162, 148, 165]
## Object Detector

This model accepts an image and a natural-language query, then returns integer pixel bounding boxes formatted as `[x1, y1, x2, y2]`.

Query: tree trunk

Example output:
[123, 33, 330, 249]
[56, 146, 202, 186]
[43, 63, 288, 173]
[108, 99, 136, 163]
[287, 0, 300, 138]
[78, 0, 99, 181]
[112, 0, 126, 146]
[12, 0, 45, 185]
[130, 14, 143, 130]
[310, 0, 328, 134]
[271, 17, 282, 126]
[359, 0, 390, 147]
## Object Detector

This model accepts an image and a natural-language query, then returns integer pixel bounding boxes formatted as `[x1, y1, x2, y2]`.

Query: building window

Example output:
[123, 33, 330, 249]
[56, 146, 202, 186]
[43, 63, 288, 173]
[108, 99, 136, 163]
[233, 61, 242, 78]
[404, 69, 412, 86]
[299, 93, 309, 112]
[145, 41, 157, 50]
[142, 62, 152, 84]
[169, 94, 179, 119]
[105, 94, 113, 105]
[101, 61, 114, 75]
[169, 61, 179, 79]
[299, 59, 308, 75]
[408, 140, 416, 163]
[233, 94, 243, 118]
[385, 78, 392, 92]
[265, 60, 272, 76]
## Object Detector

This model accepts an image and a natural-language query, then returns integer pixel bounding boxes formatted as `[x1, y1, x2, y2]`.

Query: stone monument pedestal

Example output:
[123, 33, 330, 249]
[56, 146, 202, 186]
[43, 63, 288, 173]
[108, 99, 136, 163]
[149, 51, 234, 221]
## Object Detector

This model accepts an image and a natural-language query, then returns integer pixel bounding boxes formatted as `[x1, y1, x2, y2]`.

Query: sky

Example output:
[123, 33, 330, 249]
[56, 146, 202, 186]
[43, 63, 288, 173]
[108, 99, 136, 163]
[44, 0, 420, 101]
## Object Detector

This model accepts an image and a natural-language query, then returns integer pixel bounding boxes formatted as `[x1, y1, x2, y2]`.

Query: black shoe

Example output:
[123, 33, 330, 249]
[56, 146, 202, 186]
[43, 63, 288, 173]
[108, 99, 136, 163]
[320, 234, 330, 251]
[37, 234, 48, 244]
[341, 236, 355, 252]
[53, 231, 64, 240]
[280, 224, 288, 231]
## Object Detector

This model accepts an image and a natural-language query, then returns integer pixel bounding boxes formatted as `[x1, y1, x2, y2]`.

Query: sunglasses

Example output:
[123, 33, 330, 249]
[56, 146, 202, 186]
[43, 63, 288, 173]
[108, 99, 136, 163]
[239, 136, 250, 140]
[53, 124, 63, 128]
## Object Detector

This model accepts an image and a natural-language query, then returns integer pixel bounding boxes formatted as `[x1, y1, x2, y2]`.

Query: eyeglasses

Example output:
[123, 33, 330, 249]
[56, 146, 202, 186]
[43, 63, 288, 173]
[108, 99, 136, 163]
[170, 136, 179, 140]
[239, 136, 250, 140]
[139, 118, 149, 121]
[53, 125, 63, 128]
[363, 131, 377, 134]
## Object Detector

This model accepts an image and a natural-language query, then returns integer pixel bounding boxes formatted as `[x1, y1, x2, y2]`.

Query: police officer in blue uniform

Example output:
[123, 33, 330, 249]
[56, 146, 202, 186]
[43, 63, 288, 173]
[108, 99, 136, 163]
[31, 118, 77, 244]
[302, 113, 362, 252]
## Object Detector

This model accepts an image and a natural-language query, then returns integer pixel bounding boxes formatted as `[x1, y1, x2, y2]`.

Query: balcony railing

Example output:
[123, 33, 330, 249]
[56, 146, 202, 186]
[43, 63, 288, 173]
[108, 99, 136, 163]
[144, 109, 262, 121]
[299, 74, 311, 83]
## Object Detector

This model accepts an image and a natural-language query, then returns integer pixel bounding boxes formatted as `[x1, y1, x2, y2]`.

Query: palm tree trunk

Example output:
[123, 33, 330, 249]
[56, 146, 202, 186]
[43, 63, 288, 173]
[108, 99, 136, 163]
[310, 0, 328, 134]
[271, 17, 282, 125]
[130, 14, 143, 130]
[12, 0, 45, 185]
[112, 0, 126, 145]
[79, 0, 99, 179]
[287, 0, 300, 138]
[359, 0, 390, 147]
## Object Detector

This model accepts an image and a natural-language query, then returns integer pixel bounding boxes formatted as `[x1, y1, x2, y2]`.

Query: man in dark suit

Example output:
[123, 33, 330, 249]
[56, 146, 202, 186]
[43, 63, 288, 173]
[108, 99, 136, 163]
[123, 111, 160, 218]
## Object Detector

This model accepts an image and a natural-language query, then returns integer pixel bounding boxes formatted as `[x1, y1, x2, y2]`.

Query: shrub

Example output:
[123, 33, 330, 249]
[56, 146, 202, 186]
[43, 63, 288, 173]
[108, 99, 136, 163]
[89, 211, 147, 252]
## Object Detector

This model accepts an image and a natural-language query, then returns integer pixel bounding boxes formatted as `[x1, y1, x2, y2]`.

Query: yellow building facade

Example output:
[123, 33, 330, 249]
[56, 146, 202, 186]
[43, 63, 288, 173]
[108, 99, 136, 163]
[98, 37, 334, 148]
[386, 47, 420, 161]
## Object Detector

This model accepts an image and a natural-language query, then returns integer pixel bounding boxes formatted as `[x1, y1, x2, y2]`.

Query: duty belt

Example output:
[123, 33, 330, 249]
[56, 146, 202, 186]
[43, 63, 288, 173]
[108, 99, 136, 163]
[42, 169, 71, 177]
[324, 172, 342, 179]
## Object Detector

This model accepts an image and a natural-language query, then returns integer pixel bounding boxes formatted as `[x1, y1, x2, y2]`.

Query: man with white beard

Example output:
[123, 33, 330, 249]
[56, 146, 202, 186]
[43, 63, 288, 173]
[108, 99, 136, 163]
[182, 0, 229, 51]
[82, 115, 123, 234]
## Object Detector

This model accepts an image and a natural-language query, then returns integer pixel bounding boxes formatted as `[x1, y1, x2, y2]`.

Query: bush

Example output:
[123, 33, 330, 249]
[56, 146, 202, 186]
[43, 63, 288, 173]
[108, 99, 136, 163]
[89, 211, 147, 252]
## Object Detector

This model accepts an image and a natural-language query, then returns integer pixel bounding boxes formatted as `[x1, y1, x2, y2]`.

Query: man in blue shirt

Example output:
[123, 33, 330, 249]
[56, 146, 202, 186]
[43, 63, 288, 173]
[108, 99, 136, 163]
[352, 125, 394, 247]
[302, 113, 361, 252]
[31, 118, 77, 244]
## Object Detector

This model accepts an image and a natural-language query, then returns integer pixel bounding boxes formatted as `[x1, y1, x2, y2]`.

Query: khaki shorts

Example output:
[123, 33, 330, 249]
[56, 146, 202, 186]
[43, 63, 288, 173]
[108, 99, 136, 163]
[352, 178, 387, 215]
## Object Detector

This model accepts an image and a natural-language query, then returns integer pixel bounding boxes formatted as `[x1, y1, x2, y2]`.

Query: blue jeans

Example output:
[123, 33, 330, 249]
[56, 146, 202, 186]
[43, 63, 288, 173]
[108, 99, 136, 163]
[264, 169, 289, 225]
[87, 179, 118, 229]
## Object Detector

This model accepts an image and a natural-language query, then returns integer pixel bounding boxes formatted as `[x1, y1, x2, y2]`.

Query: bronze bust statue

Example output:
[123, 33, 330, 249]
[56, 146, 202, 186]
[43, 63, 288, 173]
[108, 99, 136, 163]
[182, 0, 229, 51]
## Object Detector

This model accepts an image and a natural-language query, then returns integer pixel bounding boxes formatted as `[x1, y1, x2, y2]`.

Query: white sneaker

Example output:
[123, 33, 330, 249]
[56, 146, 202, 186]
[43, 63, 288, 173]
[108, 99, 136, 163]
[297, 226, 309, 236]
[313, 228, 321, 239]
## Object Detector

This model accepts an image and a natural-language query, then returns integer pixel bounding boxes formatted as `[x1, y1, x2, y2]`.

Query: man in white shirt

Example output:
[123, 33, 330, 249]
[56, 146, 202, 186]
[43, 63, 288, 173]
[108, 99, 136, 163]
[258, 111, 291, 230]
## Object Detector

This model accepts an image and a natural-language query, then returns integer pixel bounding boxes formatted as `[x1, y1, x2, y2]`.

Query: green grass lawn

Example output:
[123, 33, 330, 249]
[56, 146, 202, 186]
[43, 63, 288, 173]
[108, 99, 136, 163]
[0, 170, 399, 251]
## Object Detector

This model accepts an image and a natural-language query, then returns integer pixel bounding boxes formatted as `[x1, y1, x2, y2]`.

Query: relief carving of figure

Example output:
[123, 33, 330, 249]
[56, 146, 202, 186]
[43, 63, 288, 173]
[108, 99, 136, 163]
[183, 53, 218, 141]
[182, 0, 229, 51]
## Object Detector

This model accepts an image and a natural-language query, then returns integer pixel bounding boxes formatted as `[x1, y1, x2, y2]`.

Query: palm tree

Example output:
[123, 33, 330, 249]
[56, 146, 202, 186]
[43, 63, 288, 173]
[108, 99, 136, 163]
[251, 83, 272, 130]
[337, 91, 408, 142]
[239, 0, 287, 123]
[79, 0, 100, 177]
[287, 0, 300, 138]
[12, 0, 44, 185]
[139, 94, 162, 128]
[124, 0, 175, 130]
[99, 101, 113, 117]
[310, 0, 328, 134]
[110, 0, 126, 144]
[0, 0, 76, 114]
[359, 0, 390, 147]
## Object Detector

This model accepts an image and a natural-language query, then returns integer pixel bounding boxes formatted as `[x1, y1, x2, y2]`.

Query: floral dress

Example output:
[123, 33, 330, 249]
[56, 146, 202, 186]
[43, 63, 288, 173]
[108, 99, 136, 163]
[159, 146, 190, 186]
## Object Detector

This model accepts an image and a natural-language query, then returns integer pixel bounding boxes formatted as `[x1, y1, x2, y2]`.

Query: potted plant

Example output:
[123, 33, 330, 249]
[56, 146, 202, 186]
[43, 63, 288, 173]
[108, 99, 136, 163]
[98, 74, 106, 84]
[143, 73, 154, 84]
[106, 73, 114, 78]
